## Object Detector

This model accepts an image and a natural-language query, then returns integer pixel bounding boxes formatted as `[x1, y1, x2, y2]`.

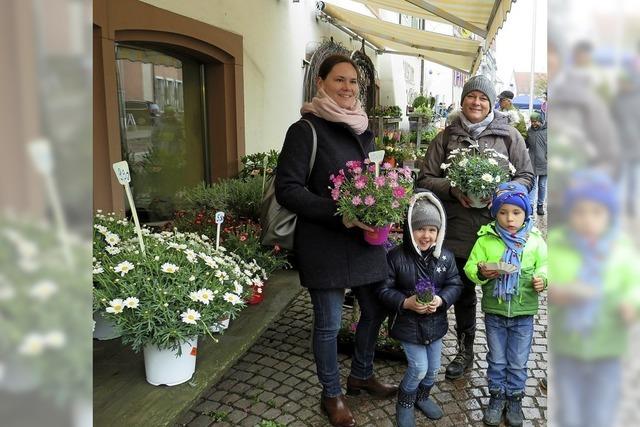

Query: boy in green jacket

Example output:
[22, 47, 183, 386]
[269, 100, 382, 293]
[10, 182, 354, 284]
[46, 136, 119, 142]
[464, 182, 547, 427]
[548, 171, 639, 427]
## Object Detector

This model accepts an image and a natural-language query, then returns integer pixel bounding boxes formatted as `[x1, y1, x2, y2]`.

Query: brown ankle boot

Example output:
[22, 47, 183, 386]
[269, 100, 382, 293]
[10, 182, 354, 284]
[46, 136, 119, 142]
[320, 395, 356, 427]
[346, 375, 398, 398]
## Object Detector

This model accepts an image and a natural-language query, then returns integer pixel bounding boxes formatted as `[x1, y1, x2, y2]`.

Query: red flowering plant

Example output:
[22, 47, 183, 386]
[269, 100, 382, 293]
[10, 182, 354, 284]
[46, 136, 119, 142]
[330, 160, 414, 227]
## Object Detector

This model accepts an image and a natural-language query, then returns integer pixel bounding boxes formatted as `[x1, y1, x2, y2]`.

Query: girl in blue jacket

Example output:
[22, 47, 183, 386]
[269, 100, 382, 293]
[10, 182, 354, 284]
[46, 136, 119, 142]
[377, 190, 463, 427]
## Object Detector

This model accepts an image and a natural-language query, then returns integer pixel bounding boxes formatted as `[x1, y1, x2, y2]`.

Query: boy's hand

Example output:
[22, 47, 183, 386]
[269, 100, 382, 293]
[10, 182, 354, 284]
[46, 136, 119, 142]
[402, 295, 429, 314]
[478, 263, 500, 279]
[532, 277, 545, 293]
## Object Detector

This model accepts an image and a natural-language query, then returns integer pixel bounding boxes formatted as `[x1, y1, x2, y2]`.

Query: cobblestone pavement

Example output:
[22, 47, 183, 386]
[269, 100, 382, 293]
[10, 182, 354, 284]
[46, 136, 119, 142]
[178, 288, 548, 427]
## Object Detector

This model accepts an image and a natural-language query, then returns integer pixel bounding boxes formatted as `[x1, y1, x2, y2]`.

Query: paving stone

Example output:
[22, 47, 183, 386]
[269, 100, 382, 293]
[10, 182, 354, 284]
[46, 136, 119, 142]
[186, 291, 547, 426]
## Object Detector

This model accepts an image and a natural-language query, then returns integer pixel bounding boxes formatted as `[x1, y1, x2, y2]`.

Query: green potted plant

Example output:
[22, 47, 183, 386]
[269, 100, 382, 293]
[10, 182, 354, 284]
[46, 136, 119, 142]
[92, 212, 262, 386]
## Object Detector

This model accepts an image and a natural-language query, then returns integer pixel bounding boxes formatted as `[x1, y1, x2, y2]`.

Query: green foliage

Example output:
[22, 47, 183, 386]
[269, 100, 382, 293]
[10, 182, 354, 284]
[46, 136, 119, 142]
[370, 105, 402, 118]
[412, 95, 427, 108]
[239, 150, 279, 180]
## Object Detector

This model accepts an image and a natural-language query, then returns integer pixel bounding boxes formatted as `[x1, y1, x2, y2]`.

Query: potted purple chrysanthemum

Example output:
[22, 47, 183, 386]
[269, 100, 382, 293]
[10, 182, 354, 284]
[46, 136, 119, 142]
[415, 277, 436, 304]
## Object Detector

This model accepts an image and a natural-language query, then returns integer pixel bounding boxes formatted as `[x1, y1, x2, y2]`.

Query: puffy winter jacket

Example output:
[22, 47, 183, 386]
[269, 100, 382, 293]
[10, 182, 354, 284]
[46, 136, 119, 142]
[376, 191, 463, 345]
[464, 222, 547, 317]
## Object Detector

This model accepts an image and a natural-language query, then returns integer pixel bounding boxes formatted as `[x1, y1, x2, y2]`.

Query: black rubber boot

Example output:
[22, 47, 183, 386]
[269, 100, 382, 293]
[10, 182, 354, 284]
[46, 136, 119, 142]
[445, 332, 474, 380]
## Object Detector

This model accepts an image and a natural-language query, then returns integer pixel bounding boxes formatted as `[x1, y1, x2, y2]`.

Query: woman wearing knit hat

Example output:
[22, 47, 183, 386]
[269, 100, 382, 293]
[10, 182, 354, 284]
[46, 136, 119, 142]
[464, 182, 547, 426]
[417, 75, 534, 381]
[376, 190, 463, 427]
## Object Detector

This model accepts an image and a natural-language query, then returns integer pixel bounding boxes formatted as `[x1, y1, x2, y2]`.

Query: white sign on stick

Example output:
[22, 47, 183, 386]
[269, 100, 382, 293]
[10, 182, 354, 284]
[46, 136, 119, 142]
[368, 150, 386, 177]
[215, 211, 225, 250]
[112, 161, 145, 256]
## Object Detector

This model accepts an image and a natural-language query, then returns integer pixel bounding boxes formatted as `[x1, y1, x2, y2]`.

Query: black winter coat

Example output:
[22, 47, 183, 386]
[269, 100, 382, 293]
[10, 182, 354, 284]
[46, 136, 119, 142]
[376, 223, 463, 345]
[275, 113, 388, 289]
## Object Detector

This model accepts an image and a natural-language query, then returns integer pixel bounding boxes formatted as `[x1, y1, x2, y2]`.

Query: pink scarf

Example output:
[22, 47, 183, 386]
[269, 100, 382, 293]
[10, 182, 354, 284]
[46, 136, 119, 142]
[300, 88, 369, 134]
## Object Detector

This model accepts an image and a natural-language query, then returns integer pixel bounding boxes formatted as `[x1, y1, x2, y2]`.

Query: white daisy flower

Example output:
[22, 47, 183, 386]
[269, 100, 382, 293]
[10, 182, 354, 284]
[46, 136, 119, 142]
[154, 256, 160, 261]
[19, 333, 46, 356]
[93, 266, 104, 275]
[234, 283, 243, 294]
[105, 233, 120, 246]
[106, 298, 124, 314]
[29, 280, 58, 301]
[114, 261, 134, 276]
[223, 292, 242, 305]
[440, 163, 451, 170]
[495, 175, 502, 183]
[161, 263, 179, 274]
[189, 275, 196, 282]
[488, 158, 499, 166]
[481, 173, 494, 183]
[509, 163, 517, 174]
[124, 297, 140, 309]
[189, 291, 199, 302]
[105, 246, 121, 255]
[94, 224, 108, 234]
[458, 159, 468, 168]
[180, 308, 201, 324]
[196, 288, 213, 305]
[44, 331, 66, 348]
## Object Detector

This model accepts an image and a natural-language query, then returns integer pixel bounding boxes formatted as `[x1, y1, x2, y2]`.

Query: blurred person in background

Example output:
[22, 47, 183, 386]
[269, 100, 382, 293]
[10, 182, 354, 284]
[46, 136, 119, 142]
[612, 72, 640, 217]
[526, 112, 548, 216]
[548, 171, 640, 427]
[496, 90, 528, 140]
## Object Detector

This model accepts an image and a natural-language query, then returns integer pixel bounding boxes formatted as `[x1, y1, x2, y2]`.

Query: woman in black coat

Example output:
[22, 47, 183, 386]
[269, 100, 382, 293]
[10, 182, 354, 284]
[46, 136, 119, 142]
[377, 190, 462, 426]
[275, 55, 396, 427]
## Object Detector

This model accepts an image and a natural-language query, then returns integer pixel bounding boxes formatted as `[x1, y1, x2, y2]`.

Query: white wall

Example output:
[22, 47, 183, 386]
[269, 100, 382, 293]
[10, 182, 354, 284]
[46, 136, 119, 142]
[141, 0, 381, 154]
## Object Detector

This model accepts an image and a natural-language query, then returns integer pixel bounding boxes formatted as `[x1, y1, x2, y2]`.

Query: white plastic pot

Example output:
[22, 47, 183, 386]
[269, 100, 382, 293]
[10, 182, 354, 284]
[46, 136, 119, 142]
[93, 310, 122, 340]
[143, 336, 198, 386]
[209, 317, 230, 333]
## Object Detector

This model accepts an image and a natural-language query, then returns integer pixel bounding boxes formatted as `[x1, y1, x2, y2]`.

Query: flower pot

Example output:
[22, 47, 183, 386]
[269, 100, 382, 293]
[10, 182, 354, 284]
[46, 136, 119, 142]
[363, 224, 392, 245]
[93, 310, 122, 340]
[247, 283, 264, 305]
[467, 193, 488, 209]
[210, 317, 230, 333]
[143, 336, 198, 386]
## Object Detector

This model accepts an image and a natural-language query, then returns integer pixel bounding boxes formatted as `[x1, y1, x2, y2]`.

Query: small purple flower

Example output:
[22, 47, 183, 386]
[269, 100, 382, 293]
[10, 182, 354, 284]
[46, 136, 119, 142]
[352, 166, 363, 175]
[364, 195, 376, 206]
[331, 188, 341, 201]
[351, 196, 362, 206]
[382, 162, 392, 170]
[368, 164, 376, 173]
[388, 170, 399, 180]
[391, 200, 400, 208]
[331, 174, 345, 187]
[415, 277, 436, 304]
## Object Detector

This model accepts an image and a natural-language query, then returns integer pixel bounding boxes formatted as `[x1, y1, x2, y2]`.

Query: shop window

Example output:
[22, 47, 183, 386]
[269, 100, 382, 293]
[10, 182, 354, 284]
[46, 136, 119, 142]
[115, 44, 208, 222]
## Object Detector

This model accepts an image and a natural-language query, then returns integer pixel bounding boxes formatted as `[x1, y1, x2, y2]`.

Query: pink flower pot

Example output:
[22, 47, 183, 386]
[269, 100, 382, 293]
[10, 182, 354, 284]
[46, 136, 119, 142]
[363, 224, 392, 245]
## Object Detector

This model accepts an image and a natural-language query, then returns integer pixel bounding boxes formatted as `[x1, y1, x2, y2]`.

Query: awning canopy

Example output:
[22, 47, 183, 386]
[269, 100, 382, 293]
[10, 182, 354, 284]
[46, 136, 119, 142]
[318, 0, 514, 74]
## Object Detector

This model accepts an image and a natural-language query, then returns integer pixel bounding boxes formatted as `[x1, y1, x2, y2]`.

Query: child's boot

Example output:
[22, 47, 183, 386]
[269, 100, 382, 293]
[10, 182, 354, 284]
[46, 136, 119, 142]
[415, 384, 443, 419]
[483, 388, 506, 426]
[395, 388, 417, 427]
[505, 391, 524, 426]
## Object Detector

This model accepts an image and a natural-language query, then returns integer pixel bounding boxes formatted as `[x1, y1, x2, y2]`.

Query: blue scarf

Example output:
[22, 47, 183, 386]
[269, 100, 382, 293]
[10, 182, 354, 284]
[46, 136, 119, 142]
[563, 229, 615, 335]
[493, 218, 534, 302]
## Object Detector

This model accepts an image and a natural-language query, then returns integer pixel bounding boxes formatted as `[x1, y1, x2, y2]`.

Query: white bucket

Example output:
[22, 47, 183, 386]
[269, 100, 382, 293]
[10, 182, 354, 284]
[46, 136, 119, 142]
[93, 310, 122, 340]
[143, 337, 198, 386]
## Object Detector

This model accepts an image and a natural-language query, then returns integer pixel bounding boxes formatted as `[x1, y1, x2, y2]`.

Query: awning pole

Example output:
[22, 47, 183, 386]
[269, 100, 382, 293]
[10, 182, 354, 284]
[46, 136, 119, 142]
[528, 0, 537, 115]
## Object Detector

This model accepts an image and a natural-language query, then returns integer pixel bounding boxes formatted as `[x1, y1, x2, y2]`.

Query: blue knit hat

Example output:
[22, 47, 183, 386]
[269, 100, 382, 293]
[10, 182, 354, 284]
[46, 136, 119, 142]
[565, 171, 620, 216]
[490, 182, 533, 218]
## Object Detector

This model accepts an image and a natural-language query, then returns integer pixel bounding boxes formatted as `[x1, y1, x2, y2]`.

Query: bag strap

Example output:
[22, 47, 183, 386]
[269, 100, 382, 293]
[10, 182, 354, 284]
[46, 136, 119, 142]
[300, 118, 318, 181]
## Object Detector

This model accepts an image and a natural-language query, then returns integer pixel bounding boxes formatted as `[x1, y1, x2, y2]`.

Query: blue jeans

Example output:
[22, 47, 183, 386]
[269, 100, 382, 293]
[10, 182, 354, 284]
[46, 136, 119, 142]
[308, 285, 386, 397]
[529, 174, 548, 208]
[553, 356, 621, 427]
[485, 313, 533, 396]
[399, 339, 443, 392]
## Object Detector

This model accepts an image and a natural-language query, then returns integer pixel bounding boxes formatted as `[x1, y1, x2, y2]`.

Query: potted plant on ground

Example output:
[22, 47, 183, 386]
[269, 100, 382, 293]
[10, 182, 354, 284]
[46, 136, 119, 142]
[93, 215, 256, 386]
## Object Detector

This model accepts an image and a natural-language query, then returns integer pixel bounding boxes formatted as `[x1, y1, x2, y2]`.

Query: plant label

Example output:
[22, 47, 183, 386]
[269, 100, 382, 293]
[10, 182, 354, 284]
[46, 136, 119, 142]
[368, 150, 385, 165]
[113, 161, 131, 184]
[215, 211, 225, 224]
